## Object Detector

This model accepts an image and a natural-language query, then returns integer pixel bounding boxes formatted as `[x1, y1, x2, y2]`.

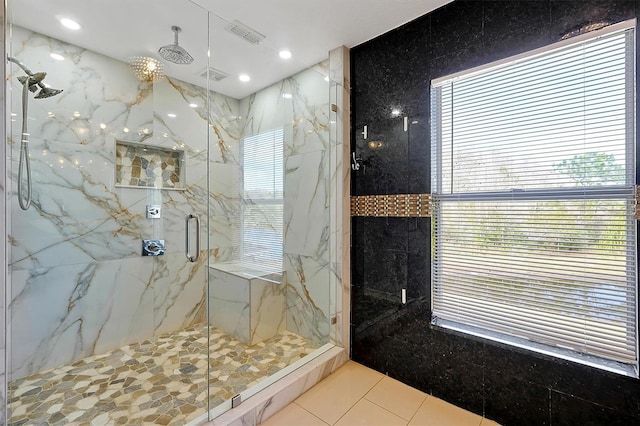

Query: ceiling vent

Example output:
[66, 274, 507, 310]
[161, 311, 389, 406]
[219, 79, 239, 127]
[200, 67, 229, 82]
[224, 20, 266, 45]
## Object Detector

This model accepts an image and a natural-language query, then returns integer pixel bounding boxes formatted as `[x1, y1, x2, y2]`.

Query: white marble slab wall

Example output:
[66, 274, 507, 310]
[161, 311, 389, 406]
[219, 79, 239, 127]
[238, 63, 332, 345]
[6, 27, 238, 380]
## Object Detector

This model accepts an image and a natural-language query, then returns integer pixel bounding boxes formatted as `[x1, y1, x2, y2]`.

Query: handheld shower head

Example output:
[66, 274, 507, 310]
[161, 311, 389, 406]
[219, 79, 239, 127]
[28, 71, 46, 83]
[17, 76, 38, 92]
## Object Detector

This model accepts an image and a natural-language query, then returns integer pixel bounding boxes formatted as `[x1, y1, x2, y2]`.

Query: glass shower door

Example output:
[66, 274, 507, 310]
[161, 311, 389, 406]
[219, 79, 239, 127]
[205, 11, 334, 418]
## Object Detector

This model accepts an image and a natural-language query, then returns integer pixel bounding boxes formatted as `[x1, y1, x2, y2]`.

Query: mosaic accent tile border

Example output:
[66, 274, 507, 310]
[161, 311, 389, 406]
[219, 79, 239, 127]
[8, 325, 319, 426]
[115, 140, 184, 190]
[350, 194, 431, 217]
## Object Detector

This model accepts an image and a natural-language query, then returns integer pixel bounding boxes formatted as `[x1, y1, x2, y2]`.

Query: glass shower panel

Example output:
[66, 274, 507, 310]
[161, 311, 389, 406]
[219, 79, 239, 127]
[205, 11, 334, 417]
[351, 112, 410, 338]
[6, 0, 211, 423]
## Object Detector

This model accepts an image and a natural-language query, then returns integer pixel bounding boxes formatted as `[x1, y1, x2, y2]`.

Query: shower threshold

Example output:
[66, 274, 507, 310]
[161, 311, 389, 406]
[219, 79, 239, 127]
[8, 325, 319, 425]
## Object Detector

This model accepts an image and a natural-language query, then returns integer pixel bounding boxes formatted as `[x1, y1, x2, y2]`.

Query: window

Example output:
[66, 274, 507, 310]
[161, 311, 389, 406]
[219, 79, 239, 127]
[430, 21, 637, 373]
[242, 128, 284, 273]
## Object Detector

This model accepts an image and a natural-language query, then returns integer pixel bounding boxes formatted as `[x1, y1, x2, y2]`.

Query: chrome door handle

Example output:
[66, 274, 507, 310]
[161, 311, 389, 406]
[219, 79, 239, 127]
[185, 213, 200, 262]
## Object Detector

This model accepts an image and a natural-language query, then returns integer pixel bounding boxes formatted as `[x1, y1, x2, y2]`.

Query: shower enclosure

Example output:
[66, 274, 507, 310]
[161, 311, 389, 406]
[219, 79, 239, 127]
[2, 0, 343, 423]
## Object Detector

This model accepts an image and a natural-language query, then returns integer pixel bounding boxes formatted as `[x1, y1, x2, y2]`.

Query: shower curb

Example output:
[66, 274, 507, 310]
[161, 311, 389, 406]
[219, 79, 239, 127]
[199, 346, 347, 426]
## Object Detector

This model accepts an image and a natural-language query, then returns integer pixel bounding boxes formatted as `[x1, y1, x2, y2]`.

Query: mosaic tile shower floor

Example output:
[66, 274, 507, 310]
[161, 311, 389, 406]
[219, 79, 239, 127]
[8, 326, 319, 425]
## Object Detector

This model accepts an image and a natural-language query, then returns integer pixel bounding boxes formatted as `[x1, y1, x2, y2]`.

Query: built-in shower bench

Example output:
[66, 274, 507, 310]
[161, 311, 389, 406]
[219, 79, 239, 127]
[208, 263, 286, 345]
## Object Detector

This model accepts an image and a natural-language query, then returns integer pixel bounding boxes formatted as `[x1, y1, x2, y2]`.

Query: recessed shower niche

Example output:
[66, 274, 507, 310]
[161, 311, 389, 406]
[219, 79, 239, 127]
[115, 139, 185, 189]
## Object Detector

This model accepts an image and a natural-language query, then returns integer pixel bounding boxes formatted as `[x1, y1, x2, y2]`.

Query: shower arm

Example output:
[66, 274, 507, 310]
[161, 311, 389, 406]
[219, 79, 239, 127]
[8, 56, 48, 92]
[17, 77, 32, 210]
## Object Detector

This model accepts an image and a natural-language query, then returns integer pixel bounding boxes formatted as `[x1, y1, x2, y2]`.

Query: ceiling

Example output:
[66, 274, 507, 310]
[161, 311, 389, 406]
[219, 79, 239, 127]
[9, 0, 451, 99]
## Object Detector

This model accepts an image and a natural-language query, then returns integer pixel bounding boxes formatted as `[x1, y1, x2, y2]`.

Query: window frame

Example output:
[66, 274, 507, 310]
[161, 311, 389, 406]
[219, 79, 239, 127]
[240, 128, 284, 273]
[429, 19, 639, 376]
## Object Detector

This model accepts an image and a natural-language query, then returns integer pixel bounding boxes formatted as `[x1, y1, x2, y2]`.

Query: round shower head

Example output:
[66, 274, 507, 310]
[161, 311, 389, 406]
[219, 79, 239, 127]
[158, 26, 194, 65]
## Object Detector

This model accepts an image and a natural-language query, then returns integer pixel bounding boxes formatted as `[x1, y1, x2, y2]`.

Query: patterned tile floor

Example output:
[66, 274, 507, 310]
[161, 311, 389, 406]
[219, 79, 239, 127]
[8, 325, 319, 425]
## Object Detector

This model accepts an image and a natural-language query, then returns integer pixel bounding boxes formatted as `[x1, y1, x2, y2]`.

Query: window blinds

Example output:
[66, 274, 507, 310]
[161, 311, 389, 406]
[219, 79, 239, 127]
[242, 128, 284, 272]
[431, 23, 637, 367]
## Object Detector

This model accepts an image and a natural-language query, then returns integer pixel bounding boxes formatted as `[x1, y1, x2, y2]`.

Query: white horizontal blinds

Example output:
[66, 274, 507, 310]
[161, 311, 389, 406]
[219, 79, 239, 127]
[433, 198, 637, 362]
[431, 24, 637, 365]
[242, 128, 284, 272]
[437, 30, 632, 194]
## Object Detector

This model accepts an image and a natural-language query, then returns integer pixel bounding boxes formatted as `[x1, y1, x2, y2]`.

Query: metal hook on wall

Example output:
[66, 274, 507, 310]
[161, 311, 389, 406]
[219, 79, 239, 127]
[352, 152, 366, 174]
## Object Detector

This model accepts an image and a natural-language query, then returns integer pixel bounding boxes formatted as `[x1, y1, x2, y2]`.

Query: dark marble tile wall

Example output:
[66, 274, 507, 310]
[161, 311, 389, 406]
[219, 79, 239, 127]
[350, 1, 640, 425]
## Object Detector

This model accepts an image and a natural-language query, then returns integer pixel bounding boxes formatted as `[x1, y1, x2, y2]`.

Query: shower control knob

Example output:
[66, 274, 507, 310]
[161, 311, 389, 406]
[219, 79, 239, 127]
[142, 239, 165, 256]
[146, 205, 161, 219]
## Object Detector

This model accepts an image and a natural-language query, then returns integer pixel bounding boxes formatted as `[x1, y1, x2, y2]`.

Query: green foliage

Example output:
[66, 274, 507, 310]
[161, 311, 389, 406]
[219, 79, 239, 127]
[554, 152, 624, 186]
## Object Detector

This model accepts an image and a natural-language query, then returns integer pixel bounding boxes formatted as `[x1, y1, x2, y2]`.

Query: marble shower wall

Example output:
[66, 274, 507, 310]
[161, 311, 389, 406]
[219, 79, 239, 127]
[239, 63, 332, 345]
[6, 26, 239, 380]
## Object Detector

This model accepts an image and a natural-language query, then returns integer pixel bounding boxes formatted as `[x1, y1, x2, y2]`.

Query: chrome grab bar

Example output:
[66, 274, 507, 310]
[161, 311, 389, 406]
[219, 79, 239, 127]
[185, 213, 200, 262]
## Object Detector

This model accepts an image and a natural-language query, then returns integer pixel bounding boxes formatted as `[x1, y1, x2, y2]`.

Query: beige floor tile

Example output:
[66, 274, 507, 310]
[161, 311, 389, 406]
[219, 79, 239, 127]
[260, 403, 328, 426]
[408, 396, 482, 426]
[296, 361, 384, 425]
[335, 399, 408, 426]
[364, 376, 427, 420]
[480, 418, 502, 426]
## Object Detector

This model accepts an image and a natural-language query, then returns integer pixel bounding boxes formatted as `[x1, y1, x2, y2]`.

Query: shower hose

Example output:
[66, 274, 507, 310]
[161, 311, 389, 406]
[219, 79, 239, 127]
[18, 75, 32, 210]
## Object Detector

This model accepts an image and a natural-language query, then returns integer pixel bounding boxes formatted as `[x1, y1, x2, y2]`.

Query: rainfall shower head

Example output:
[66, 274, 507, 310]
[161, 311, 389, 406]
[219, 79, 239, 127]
[8, 56, 63, 99]
[158, 26, 194, 65]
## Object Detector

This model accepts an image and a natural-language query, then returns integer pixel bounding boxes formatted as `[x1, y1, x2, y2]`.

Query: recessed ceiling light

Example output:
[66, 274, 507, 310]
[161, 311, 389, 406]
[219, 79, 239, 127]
[279, 50, 292, 60]
[60, 18, 81, 30]
[282, 93, 292, 99]
[189, 103, 198, 108]
[239, 74, 250, 82]
[167, 113, 177, 118]
[391, 109, 401, 116]
[50, 53, 65, 61]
